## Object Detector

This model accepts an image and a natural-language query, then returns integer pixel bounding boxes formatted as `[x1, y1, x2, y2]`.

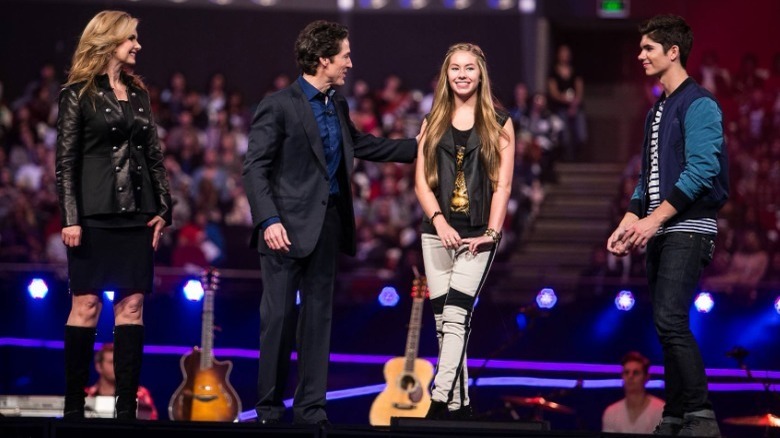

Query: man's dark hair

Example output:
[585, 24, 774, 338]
[621, 351, 651, 376]
[638, 14, 693, 68]
[95, 342, 114, 364]
[295, 20, 349, 76]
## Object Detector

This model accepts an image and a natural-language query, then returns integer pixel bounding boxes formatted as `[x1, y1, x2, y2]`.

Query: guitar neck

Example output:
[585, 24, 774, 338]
[403, 296, 425, 373]
[199, 287, 215, 370]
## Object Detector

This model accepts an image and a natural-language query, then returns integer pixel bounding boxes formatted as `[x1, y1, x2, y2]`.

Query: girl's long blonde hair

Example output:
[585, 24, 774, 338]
[422, 43, 506, 191]
[65, 10, 145, 99]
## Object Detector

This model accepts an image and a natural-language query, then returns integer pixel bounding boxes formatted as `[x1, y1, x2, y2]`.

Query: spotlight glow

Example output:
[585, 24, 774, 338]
[694, 292, 715, 313]
[774, 296, 780, 315]
[615, 290, 635, 311]
[183, 279, 204, 302]
[296, 290, 301, 306]
[103, 291, 115, 302]
[536, 288, 557, 309]
[378, 286, 400, 307]
[27, 279, 49, 299]
[515, 312, 528, 330]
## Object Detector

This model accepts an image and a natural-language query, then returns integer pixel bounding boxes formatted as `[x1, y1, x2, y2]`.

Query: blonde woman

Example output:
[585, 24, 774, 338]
[415, 43, 514, 419]
[57, 10, 171, 419]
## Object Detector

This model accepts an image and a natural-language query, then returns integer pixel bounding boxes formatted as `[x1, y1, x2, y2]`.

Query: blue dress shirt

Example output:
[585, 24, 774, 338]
[261, 76, 344, 230]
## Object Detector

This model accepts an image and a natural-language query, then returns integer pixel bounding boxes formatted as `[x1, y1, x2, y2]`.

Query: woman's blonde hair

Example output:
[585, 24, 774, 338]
[422, 42, 507, 190]
[65, 10, 145, 98]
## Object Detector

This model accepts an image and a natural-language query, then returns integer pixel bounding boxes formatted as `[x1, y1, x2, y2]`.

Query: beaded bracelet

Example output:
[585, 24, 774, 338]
[484, 228, 501, 242]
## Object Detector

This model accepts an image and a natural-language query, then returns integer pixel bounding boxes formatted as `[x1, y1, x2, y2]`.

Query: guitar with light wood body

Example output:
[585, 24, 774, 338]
[369, 273, 434, 426]
[169, 268, 242, 422]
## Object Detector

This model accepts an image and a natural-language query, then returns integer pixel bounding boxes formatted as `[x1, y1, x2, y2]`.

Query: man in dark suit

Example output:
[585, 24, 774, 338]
[242, 20, 417, 425]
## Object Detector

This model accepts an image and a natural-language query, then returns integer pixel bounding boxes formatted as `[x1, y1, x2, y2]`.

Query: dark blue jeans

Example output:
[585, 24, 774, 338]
[646, 232, 716, 418]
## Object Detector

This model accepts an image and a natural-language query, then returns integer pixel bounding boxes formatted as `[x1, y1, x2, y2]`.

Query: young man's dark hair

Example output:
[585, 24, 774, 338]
[94, 342, 114, 364]
[621, 351, 651, 376]
[638, 14, 693, 68]
[295, 20, 349, 75]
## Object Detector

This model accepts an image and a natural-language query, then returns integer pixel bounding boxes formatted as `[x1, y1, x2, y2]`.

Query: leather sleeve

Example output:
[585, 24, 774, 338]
[55, 87, 82, 227]
[143, 95, 173, 225]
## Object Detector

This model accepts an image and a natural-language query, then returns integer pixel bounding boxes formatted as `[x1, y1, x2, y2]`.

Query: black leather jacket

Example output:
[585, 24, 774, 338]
[422, 109, 510, 233]
[55, 73, 172, 227]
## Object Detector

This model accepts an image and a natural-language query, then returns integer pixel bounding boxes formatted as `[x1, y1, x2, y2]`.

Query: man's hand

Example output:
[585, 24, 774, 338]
[623, 216, 662, 250]
[606, 213, 639, 257]
[264, 222, 291, 253]
[607, 226, 630, 257]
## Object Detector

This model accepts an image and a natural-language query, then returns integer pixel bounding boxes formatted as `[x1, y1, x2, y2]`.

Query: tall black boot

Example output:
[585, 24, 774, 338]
[113, 324, 144, 420]
[63, 326, 96, 419]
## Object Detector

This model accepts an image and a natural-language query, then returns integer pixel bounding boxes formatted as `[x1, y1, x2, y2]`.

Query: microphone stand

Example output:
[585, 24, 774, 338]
[467, 306, 543, 420]
[727, 346, 779, 438]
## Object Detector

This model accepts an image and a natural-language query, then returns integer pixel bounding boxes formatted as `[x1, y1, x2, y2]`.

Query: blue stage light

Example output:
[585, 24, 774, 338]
[27, 278, 48, 299]
[775, 296, 780, 315]
[536, 288, 557, 309]
[183, 279, 204, 302]
[615, 290, 635, 311]
[694, 292, 715, 313]
[103, 291, 115, 302]
[296, 290, 301, 306]
[378, 286, 400, 307]
[515, 312, 528, 330]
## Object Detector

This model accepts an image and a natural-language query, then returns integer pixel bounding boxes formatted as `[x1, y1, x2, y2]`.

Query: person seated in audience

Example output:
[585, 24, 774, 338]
[85, 343, 158, 420]
[602, 351, 664, 434]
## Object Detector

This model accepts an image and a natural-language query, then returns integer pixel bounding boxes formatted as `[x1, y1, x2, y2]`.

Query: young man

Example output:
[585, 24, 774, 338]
[607, 14, 727, 437]
[85, 343, 158, 420]
[602, 351, 664, 434]
[242, 20, 417, 425]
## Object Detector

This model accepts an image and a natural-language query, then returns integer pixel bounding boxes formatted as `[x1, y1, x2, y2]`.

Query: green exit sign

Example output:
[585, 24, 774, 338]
[598, 0, 629, 18]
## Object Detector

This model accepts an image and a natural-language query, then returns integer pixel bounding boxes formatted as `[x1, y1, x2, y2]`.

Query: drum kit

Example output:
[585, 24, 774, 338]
[500, 395, 780, 430]
[501, 395, 576, 421]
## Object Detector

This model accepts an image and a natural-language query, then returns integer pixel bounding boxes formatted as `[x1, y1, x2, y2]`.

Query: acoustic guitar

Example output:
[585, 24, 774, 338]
[369, 271, 434, 426]
[169, 267, 242, 421]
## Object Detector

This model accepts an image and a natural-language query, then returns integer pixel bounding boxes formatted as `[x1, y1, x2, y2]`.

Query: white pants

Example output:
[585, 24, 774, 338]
[421, 233, 497, 410]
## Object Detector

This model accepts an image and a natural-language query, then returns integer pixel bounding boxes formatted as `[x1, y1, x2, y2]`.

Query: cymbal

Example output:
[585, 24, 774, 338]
[723, 413, 780, 427]
[501, 396, 575, 414]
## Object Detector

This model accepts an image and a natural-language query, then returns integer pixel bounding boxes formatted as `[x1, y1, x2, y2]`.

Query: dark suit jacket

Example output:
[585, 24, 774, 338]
[243, 81, 417, 258]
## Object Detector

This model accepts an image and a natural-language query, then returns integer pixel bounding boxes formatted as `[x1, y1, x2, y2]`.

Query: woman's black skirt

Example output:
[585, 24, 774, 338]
[67, 226, 155, 297]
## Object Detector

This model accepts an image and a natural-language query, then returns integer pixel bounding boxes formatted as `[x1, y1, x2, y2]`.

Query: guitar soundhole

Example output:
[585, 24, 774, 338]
[399, 375, 418, 391]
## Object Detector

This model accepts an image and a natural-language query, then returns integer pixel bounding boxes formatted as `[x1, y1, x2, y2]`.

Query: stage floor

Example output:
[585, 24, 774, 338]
[2, 416, 779, 438]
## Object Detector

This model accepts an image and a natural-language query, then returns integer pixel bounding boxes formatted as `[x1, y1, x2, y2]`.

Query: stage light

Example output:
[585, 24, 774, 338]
[536, 288, 557, 309]
[27, 278, 48, 299]
[518, 0, 535, 13]
[378, 286, 400, 307]
[183, 279, 204, 302]
[296, 290, 301, 306]
[615, 290, 635, 311]
[444, 0, 471, 9]
[515, 312, 528, 330]
[487, 0, 514, 10]
[103, 291, 115, 302]
[209, 0, 232, 5]
[338, 0, 355, 10]
[774, 296, 780, 315]
[694, 292, 714, 313]
[251, 0, 277, 5]
[399, 0, 428, 9]
[360, 0, 387, 9]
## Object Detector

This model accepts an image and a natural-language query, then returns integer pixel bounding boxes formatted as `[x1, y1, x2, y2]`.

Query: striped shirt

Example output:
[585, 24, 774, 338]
[646, 101, 717, 235]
